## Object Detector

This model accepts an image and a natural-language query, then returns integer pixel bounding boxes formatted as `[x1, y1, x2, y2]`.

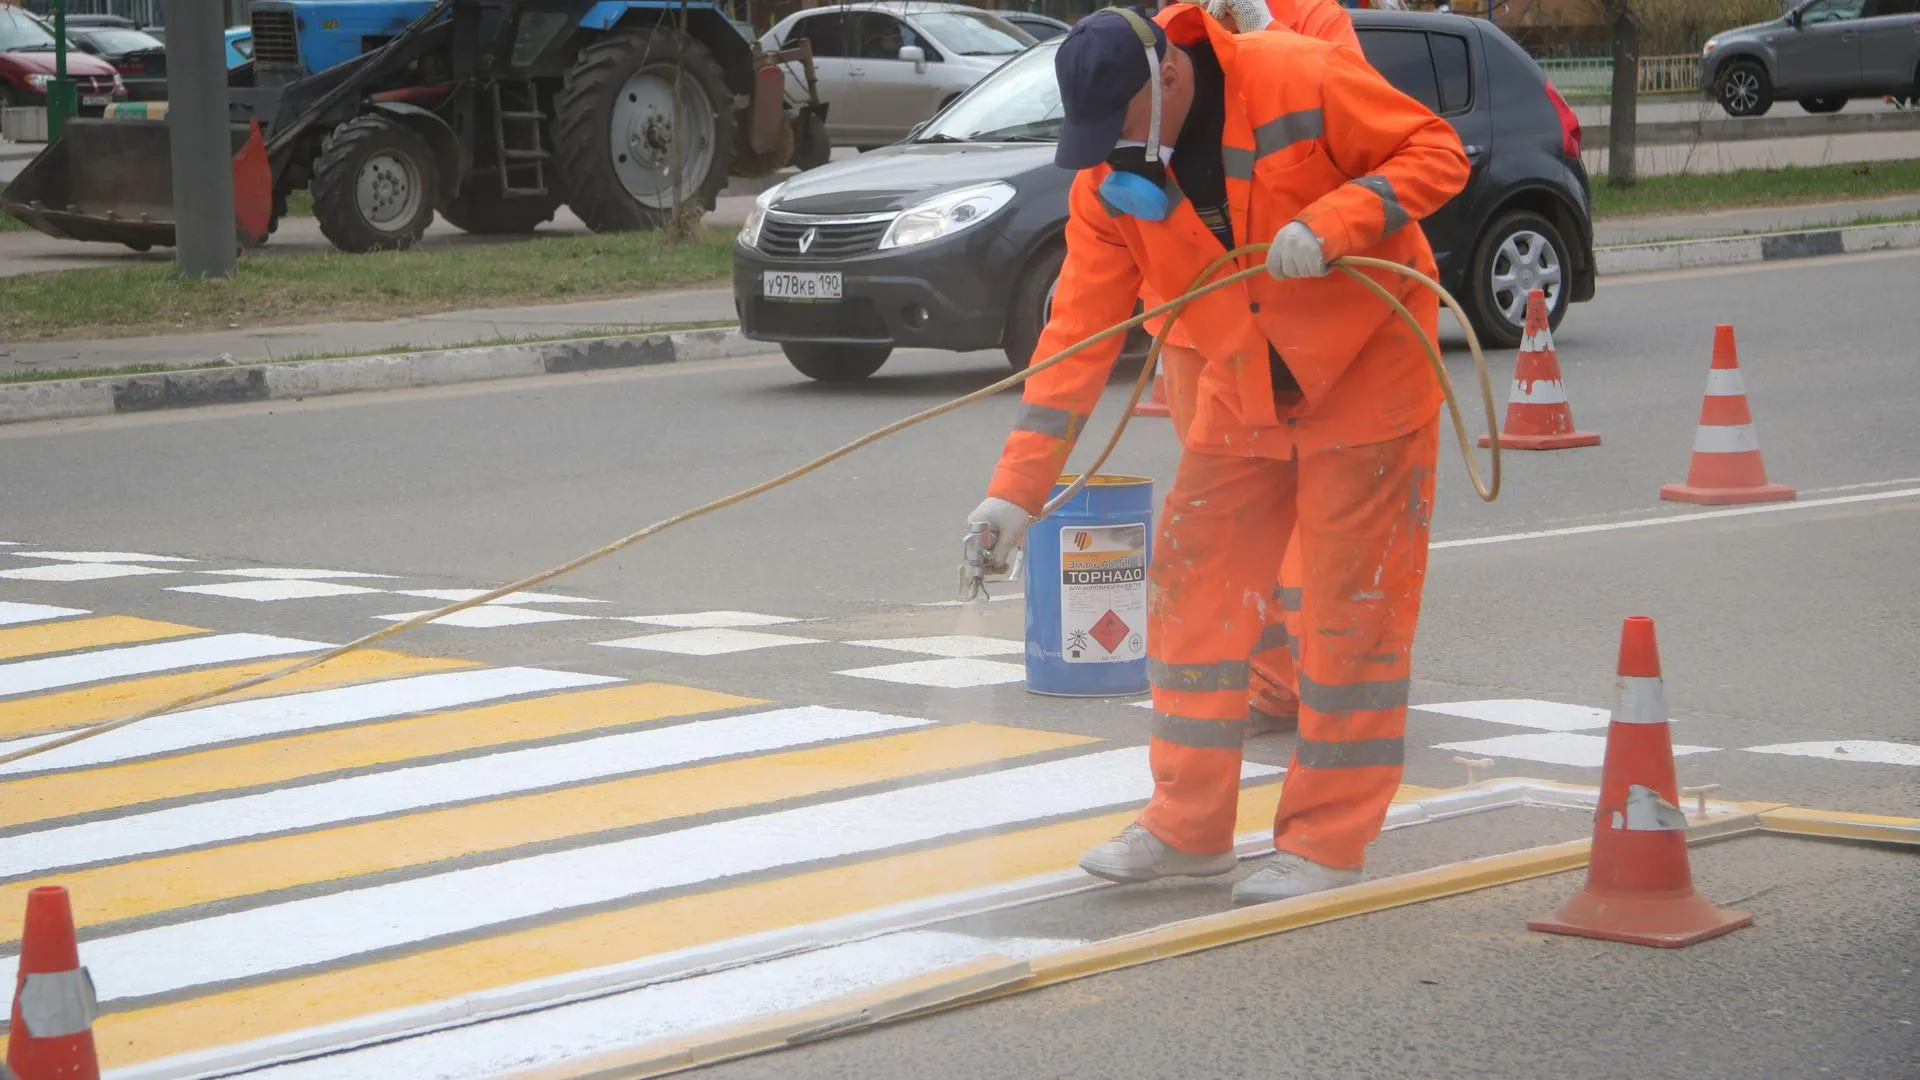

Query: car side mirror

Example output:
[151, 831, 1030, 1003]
[899, 44, 927, 72]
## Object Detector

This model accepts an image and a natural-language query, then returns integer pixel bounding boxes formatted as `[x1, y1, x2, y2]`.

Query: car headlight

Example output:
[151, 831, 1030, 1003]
[879, 181, 1016, 251]
[27, 73, 51, 89]
[738, 180, 787, 250]
[1702, 38, 1717, 55]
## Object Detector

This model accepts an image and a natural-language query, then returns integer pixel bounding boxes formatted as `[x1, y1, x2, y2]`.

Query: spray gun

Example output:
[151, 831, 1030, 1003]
[959, 521, 1023, 601]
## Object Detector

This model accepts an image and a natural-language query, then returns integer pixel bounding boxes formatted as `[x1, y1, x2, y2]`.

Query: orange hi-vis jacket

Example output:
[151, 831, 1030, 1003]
[1140, 0, 1360, 351]
[987, 6, 1470, 514]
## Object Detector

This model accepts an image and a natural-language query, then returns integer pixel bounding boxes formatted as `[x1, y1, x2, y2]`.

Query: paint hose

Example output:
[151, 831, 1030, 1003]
[0, 246, 1499, 768]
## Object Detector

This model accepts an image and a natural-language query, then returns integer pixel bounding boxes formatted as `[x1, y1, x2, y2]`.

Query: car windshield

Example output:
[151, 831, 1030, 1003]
[917, 39, 1062, 143]
[0, 10, 60, 51]
[83, 28, 164, 53]
[913, 10, 1032, 56]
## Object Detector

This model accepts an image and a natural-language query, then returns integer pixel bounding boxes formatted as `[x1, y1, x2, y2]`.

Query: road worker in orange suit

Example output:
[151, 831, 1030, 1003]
[1152, 0, 1361, 741]
[965, 4, 1470, 904]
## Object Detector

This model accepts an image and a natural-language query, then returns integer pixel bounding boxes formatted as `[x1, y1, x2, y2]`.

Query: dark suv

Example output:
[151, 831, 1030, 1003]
[734, 10, 1596, 381]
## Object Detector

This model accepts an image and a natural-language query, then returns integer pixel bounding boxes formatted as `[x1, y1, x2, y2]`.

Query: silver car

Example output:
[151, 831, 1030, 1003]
[1702, 0, 1920, 116]
[761, 1, 1037, 151]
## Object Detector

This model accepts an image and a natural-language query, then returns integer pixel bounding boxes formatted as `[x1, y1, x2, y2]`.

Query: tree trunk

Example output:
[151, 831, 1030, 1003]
[1607, 7, 1640, 188]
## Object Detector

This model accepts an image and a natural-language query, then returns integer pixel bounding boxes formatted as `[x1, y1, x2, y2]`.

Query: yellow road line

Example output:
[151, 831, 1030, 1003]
[0, 616, 203, 662]
[0, 682, 760, 831]
[3, 722, 1085, 944]
[88, 775, 1310, 1068]
[0, 649, 475, 740]
[1759, 806, 1920, 846]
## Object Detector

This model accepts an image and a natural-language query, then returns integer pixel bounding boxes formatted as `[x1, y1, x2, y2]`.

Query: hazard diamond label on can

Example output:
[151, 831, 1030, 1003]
[1060, 522, 1147, 664]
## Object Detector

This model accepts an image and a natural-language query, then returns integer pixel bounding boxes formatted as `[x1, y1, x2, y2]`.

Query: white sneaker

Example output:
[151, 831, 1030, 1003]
[1230, 852, 1363, 905]
[1078, 822, 1239, 883]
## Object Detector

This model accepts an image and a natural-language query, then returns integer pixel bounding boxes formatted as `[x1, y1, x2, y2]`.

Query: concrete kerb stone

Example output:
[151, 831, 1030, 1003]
[0, 326, 765, 426]
[1593, 218, 1920, 275]
[1584, 107, 1920, 147]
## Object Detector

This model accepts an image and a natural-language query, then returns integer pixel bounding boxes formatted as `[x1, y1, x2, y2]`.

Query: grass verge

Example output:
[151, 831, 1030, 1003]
[0, 227, 736, 343]
[1591, 159, 1920, 217]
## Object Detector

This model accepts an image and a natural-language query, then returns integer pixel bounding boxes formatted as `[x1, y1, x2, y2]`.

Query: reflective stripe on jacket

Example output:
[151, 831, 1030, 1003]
[987, 5, 1470, 514]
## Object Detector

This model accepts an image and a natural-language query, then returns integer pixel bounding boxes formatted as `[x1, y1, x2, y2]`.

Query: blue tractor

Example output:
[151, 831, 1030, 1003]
[4, 0, 829, 253]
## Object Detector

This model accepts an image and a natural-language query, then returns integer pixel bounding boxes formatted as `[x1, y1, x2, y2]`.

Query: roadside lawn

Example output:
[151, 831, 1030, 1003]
[0, 227, 735, 343]
[1590, 158, 1920, 217]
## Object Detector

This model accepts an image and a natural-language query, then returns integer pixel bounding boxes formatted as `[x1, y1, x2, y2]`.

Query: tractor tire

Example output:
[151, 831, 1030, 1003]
[792, 112, 831, 171]
[310, 115, 439, 253]
[728, 107, 796, 179]
[555, 26, 734, 233]
[439, 186, 563, 235]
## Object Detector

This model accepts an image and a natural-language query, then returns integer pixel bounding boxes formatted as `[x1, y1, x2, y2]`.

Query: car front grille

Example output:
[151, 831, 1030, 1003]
[757, 215, 893, 260]
[250, 9, 301, 70]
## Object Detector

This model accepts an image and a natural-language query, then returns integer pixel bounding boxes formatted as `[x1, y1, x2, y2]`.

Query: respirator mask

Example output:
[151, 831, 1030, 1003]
[1096, 8, 1171, 221]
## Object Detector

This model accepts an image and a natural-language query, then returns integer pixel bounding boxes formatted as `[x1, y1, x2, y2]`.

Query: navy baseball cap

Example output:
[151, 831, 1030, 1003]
[1054, 9, 1168, 171]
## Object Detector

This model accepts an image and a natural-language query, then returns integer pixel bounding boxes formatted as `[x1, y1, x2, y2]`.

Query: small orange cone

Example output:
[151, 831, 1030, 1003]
[1478, 289, 1599, 450]
[1528, 617, 1753, 949]
[1131, 359, 1171, 418]
[1660, 324, 1795, 505]
[6, 887, 101, 1080]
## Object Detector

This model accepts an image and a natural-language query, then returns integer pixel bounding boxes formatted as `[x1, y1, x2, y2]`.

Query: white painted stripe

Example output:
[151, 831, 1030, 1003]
[7, 749, 1280, 1010]
[1693, 422, 1762, 455]
[0, 706, 930, 878]
[1703, 367, 1746, 398]
[1430, 488, 1920, 551]
[0, 667, 618, 778]
[5, 551, 196, 563]
[1804, 477, 1920, 495]
[1433, 732, 1718, 768]
[1414, 699, 1610, 732]
[1743, 741, 1920, 767]
[237, 932, 1082, 1080]
[0, 634, 327, 700]
[0, 601, 89, 627]
[1507, 378, 1568, 406]
[169, 580, 385, 601]
[0, 563, 175, 582]
[1612, 676, 1668, 725]
[203, 569, 399, 580]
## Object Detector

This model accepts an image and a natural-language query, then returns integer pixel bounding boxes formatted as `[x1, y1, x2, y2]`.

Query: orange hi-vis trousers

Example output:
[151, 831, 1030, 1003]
[1138, 414, 1440, 869]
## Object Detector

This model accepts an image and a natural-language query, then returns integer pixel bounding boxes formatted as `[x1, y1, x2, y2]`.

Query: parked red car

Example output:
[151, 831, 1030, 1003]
[0, 6, 127, 116]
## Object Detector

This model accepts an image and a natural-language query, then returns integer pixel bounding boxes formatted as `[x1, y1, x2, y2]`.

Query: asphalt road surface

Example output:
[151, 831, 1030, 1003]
[0, 249, 1914, 1078]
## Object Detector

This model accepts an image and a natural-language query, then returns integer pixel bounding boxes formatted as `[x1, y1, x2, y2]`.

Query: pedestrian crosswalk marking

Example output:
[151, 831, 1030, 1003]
[0, 615, 206, 662]
[0, 682, 761, 831]
[0, 649, 473, 742]
[0, 601, 90, 627]
[0, 665, 614, 775]
[69, 777, 1293, 1070]
[0, 722, 1089, 946]
[0, 632, 329, 699]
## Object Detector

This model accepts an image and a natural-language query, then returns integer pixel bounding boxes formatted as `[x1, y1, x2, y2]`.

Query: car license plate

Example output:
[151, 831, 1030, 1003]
[82, 95, 111, 106]
[763, 271, 841, 301]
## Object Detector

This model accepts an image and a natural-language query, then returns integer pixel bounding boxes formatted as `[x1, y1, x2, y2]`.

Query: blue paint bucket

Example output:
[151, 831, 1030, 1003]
[1024, 474, 1155, 697]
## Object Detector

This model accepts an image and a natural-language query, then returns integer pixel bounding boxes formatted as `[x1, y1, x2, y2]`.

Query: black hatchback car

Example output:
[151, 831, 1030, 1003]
[734, 9, 1597, 381]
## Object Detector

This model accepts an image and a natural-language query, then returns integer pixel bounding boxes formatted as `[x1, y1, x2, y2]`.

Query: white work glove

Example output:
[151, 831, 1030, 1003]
[1227, 0, 1275, 30]
[967, 496, 1031, 571]
[1266, 221, 1327, 280]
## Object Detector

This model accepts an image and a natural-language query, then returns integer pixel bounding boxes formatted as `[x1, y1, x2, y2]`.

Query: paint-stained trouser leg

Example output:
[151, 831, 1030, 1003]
[1249, 534, 1304, 722]
[1272, 414, 1440, 870]
[1137, 448, 1296, 855]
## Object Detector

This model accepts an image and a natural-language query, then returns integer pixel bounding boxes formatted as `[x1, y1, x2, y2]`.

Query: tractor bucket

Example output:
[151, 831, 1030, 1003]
[1, 116, 273, 251]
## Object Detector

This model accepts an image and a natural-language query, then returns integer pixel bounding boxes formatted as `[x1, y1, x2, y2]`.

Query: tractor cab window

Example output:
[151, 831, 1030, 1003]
[791, 11, 849, 58]
[0, 9, 59, 52]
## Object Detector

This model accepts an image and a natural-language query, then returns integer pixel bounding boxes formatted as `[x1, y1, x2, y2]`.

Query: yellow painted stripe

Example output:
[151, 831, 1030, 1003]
[2, 721, 1083, 944]
[1760, 806, 1920, 846]
[0, 682, 761, 831]
[0, 616, 203, 662]
[88, 774, 1322, 1068]
[0, 649, 476, 740]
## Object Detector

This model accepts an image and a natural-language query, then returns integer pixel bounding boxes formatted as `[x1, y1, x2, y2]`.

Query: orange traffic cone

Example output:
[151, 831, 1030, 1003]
[1478, 289, 1599, 450]
[6, 887, 100, 1080]
[1131, 359, 1171, 418]
[1660, 324, 1794, 505]
[1528, 617, 1753, 948]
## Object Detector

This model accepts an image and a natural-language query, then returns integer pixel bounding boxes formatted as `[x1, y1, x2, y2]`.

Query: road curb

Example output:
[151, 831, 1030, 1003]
[1593, 218, 1920, 275]
[0, 325, 764, 426]
[1585, 107, 1920, 147]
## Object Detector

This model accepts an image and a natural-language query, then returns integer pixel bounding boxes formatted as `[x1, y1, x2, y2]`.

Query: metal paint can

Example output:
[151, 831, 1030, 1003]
[1024, 474, 1154, 697]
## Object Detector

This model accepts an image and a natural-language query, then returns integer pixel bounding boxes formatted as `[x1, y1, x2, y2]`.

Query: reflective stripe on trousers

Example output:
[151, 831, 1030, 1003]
[1138, 413, 1440, 868]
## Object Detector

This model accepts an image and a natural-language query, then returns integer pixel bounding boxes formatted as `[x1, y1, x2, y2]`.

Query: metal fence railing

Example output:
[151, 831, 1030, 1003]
[1537, 55, 1702, 95]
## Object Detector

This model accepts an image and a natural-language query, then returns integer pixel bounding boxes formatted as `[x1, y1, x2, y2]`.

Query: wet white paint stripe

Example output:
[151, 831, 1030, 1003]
[0, 634, 329, 699]
[1743, 741, 1920, 767]
[1692, 423, 1762, 454]
[229, 932, 1082, 1080]
[1431, 488, 1920, 551]
[0, 667, 619, 779]
[0, 602, 89, 627]
[0, 706, 926, 878]
[1507, 379, 1568, 406]
[5, 749, 1279, 1010]
[5, 551, 197, 563]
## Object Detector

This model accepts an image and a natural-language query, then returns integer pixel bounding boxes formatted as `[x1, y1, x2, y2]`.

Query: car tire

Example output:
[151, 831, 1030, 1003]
[1003, 242, 1066, 370]
[1715, 60, 1773, 117]
[1465, 210, 1571, 352]
[782, 342, 892, 382]
[1798, 95, 1847, 114]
